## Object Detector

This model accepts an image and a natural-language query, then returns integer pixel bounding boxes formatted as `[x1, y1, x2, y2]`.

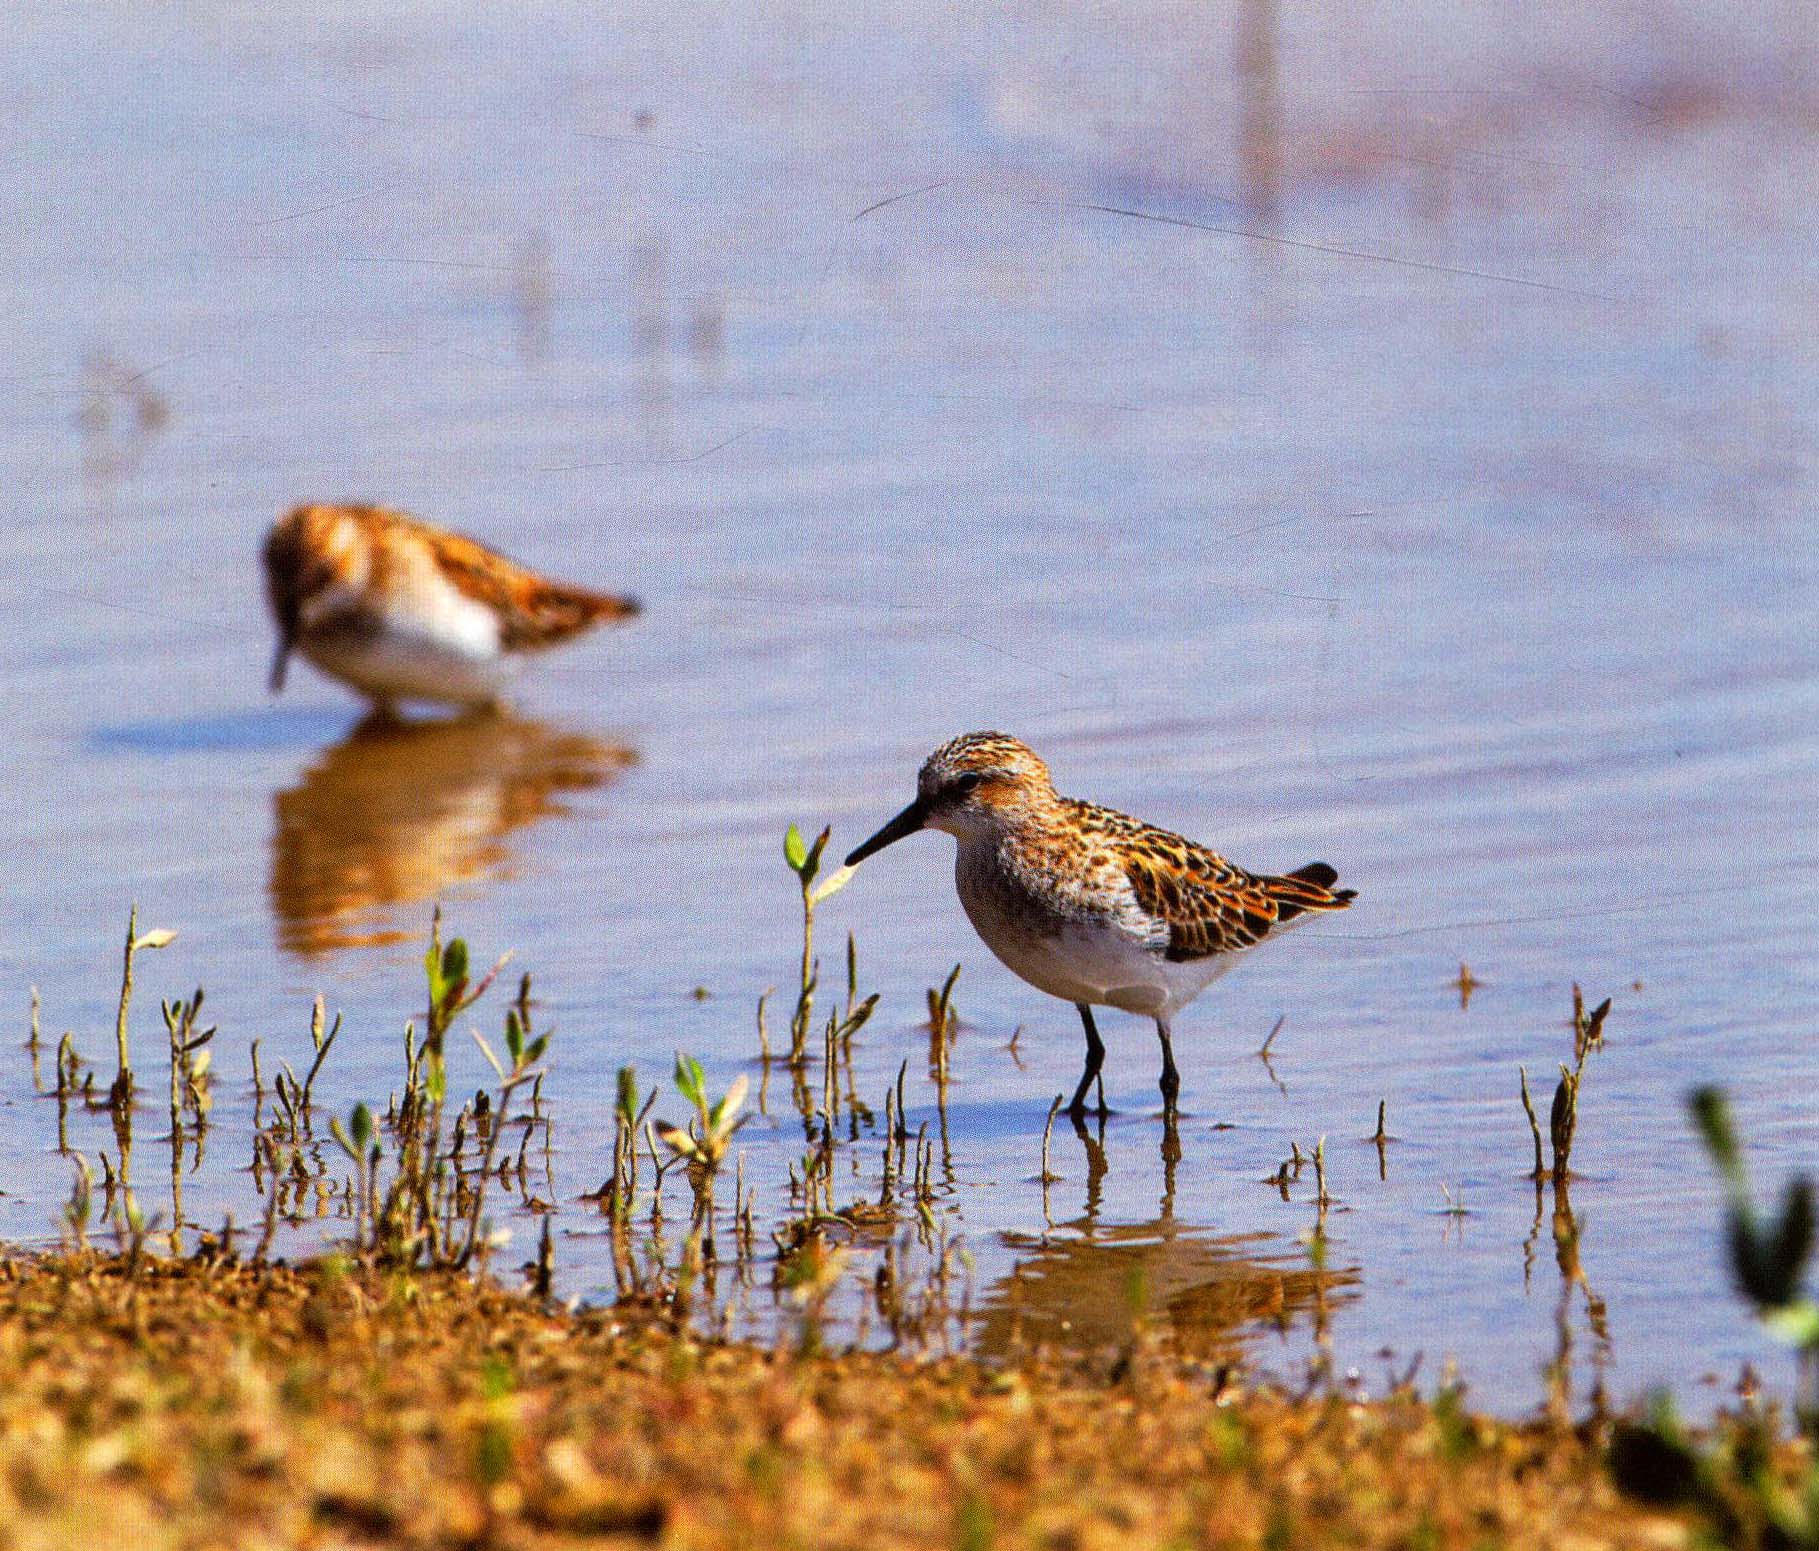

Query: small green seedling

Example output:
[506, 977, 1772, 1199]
[784, 824, 856, 1064]
[658, 1054, 749, 1173]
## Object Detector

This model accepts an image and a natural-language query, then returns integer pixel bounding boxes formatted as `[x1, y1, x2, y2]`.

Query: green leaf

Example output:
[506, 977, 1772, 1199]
[616, 1066, 638, 1124]
[1763, 1300, 1819, 1348]
[504, 1008, 524, 1065]
[1690, 1086, 1744, 1188]
[1727, 1210, 1783, 1310]
[784, 824, 808, 874]
[351, 1102, 374, 1153]
[440, 938, 470, 1003]
[1755, 1178, 1815, 1310]
[673, 1052, 707, 1110]
[442, 938, 469, 982]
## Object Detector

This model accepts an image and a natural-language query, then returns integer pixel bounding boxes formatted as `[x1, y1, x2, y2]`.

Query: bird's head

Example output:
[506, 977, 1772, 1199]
[846, 731, 1055, 863]
[261, 505, 370, 693]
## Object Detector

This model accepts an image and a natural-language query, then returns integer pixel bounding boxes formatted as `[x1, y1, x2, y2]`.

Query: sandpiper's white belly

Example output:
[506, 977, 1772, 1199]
[303, 627, 512, 708]
[955, 844, 1239, 1019]
[303, 580, 510, 708]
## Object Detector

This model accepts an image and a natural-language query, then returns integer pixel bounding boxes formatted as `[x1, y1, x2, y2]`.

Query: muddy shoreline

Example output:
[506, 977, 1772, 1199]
[0, 1247, 1728, 1550]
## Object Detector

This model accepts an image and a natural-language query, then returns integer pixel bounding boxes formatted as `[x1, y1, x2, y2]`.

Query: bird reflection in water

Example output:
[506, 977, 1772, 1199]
[270, 712, 634, 954]
[975, 1115, 1357, 1364]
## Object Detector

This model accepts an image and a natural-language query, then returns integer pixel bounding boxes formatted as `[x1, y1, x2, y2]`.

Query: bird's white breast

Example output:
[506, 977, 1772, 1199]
[954, 841, 1160, 1014]
[302, 572, 509, 708]
[952, 836, 1249, 1019]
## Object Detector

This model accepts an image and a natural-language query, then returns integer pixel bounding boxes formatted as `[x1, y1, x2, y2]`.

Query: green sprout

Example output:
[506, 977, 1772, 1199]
[658, 1054, 749, 1173]
[784, 824, 855, 1065]
[658, 1054, 749, 1270]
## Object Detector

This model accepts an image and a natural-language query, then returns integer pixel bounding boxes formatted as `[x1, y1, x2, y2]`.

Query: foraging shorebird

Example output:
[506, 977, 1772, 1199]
[846, 732, 1355, 1118]
[262, 503, 640, 712]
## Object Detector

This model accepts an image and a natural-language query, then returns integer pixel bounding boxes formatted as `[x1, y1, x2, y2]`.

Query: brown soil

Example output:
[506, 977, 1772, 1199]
[0, 1251, 1689, 1550]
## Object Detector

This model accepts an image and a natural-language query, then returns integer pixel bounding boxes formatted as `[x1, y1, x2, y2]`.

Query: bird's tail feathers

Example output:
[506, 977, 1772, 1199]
[505, 579, 642, 649]
[1269, 861, 1357, 922]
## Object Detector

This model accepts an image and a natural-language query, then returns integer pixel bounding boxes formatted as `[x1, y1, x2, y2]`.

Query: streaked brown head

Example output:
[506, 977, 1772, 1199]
[847, 731, 1056, 865]
[261, 505, 353, 693]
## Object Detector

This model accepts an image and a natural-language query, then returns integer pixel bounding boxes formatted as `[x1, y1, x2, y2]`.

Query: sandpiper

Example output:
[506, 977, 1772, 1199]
[846, 732, 1355, 1118]
[262, 503, 640, 712]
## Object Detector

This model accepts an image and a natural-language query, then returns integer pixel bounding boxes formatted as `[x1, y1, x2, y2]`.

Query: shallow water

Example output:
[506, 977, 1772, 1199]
[3, 1, 1817, 1413]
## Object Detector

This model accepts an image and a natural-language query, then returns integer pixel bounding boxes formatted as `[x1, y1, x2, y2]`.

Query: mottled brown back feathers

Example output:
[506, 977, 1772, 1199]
[1057, 799, 1354, 962]
[432, 532, 642, 650]
[264, 504, 640, 651]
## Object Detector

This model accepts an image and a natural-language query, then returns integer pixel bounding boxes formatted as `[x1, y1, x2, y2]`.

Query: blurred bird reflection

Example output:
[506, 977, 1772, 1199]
[975, 1120, 1356, 1362]
[976, 1217, 1356, 1363]
[270, 712, 633, 955]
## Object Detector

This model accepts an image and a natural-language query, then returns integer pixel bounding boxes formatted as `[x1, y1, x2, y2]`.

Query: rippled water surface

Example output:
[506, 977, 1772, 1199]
[3, 1, 1816, 1413]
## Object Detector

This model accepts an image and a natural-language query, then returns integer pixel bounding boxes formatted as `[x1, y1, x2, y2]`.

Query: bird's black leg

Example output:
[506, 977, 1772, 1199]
[1069, 1003, 1108, 1118]
[1155, 1019, 1181, 1115]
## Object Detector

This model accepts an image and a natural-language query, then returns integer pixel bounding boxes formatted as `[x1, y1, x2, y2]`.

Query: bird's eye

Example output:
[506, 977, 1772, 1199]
[954, 773, 983, 795]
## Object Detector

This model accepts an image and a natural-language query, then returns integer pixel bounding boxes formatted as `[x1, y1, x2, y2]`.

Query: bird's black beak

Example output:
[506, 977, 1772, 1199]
[268, 632, 294, 694]
[846, 797, 929, 867]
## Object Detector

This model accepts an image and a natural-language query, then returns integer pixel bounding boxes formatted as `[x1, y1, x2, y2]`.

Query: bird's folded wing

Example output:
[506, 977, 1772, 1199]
[430, 529, 640, 648]
[1124, 849, 1352, 962]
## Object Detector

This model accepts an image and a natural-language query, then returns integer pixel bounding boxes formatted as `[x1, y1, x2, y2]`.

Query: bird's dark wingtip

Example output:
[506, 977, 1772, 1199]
[1288, 861, 1339, 889]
